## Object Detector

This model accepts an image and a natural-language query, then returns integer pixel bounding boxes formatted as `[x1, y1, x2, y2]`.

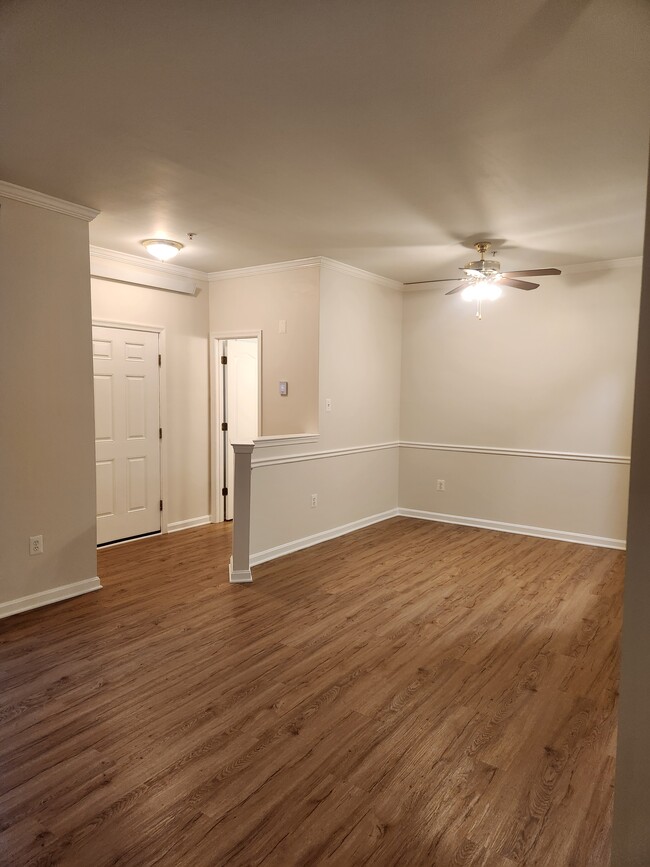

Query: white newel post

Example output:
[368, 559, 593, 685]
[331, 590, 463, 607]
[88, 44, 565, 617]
[229, 442, 254, 583]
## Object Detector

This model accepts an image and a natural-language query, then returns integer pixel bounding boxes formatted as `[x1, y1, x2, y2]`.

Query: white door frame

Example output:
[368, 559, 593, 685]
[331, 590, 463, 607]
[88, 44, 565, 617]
[210, 330, 262, 523]
[92, 319, 169, 536]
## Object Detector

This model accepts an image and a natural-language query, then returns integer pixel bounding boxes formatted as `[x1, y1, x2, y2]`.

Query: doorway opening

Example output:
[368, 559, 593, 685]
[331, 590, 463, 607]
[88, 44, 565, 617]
[211, 333, 261, 523]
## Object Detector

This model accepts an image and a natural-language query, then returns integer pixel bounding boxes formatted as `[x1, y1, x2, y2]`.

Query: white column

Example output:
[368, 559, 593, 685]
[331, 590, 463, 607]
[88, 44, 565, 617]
[229, 442, 254, 583]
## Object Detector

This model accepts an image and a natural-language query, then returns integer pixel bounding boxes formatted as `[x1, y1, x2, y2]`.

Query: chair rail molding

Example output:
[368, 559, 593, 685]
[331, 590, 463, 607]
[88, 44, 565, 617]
[400, 441, 630, 465]
[251, 441, 399, 469]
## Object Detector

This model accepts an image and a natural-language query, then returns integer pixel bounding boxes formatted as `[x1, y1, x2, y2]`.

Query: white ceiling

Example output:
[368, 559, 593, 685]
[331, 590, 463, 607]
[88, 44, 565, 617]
[1, 0, 648, 281]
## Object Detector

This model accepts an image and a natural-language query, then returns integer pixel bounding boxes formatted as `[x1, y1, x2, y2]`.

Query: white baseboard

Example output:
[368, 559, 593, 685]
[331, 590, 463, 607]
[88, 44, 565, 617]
[398, 508, 626, 550]
[249, 506, 624, 572]
[250, 508, 400, 567]
[167, 515, 212, 533]
[229, 556, 253, 584]
[0, 577, 102, 620]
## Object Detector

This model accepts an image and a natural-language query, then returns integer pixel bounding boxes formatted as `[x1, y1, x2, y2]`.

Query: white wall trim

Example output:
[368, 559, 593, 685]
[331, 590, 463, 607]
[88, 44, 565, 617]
[92, 318, 165, 332]
[400, 441, 630, 465]
[399, 508, 626, 550]
[167, 515, 212, 533]
[249, 503, 625, 571]
[90, 245, 209, 281]
[251, 441, 399, 468]
[0, 180, 99, 221]
[250, 439, 627, 468]
[208, 255, 402, 290]
[250, 509, 400, 567]
[319, 257, 403, 291]
[90, 246, 207, 295]
[253, 433, 320, 449]
[229, 557, 253, 583]
[208, 257, 322, 281]
[0, 577, 102, 620]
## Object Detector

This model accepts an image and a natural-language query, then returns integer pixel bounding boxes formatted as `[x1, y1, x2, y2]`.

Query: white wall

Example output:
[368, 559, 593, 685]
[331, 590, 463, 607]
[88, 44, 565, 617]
[249, 262, 402, 560]
[399, 259, 641, 544]
[209, 265, 320, 436]
[91, 278, 210, 526]
[0, 196, 98, 614]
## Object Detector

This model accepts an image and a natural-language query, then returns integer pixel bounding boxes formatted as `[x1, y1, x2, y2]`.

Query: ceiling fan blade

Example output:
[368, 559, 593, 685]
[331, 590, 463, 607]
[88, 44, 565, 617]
[501, 268, 561, 277]
[445, 281, 471, 295]
[404, 277, 463, 285]
[500, 277, 539, 291]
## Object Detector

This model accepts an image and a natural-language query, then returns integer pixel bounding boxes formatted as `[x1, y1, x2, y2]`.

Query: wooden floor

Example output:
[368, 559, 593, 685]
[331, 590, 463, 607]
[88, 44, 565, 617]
[0, 518, 623, 866]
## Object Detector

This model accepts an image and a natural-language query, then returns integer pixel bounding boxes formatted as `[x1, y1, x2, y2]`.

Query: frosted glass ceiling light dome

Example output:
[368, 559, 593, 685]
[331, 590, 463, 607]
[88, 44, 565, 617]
[141, 238, 184, 262]
[461, 280, 503, 302]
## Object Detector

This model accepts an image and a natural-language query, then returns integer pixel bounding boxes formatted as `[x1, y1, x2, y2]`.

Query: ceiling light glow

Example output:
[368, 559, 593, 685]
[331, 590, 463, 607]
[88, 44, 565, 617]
[141, 238, 184, 262]
[462, 280, 503, 303]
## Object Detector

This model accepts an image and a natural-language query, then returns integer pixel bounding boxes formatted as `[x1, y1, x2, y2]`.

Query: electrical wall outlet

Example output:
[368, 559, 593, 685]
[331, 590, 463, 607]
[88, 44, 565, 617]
[436, 479, 446, 492]
[311, 494, 318, 508]
[29, 534, 44, 555]
[279, 319, 287, 333]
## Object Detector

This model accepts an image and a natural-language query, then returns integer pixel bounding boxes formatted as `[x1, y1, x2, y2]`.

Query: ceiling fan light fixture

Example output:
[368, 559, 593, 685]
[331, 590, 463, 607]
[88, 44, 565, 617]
[462, 280, 502, 303]
[141, 238, 184, 262]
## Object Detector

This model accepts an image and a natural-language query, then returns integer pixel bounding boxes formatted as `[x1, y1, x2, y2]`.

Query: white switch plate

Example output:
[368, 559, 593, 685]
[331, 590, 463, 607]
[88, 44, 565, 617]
[279, 319, 286, 333]
[29, 534, 44, 555]
[436, 479, 446, 492]
[325, 398, 332, 412]
[279, 381, 288, 396]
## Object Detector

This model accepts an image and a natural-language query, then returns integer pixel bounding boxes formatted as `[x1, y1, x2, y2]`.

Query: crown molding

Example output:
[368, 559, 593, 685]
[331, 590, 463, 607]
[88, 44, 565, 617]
[0, 180, 99, 222]
[207, 256, 322, 281]
[319, 257, 403, 290]
[90, 245, 209, 280]
[90, 245, 208, 295]
[208, 255, 403, 289]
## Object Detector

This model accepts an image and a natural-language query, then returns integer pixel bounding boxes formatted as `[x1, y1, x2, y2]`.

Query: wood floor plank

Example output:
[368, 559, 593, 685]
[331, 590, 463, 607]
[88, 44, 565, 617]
[0, 517, 623, 865]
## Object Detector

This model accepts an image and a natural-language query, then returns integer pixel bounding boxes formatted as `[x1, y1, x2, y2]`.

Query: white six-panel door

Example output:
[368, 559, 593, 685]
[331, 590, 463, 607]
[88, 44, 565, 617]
[92, 325, 161, 544]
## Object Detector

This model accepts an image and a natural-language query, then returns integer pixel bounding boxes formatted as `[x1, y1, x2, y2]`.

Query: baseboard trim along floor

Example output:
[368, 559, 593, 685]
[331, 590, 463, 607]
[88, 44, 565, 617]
[250, 507, 625, 568]
[0, 576, 102, 619]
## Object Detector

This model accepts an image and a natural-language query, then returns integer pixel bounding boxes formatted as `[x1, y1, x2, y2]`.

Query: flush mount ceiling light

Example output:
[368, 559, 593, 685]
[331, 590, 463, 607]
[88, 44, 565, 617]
[141, 238, 184, 262]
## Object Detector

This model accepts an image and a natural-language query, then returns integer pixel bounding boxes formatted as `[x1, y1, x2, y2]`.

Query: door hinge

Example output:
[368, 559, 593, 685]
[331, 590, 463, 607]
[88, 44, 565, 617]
[159, 427, 163, 439]
[221, 422, 228, 431]
[160, 499, 163, 511]
[158, 354, 162, 367]
[220, 355, 227, 364]
[221, 487, 228, 496]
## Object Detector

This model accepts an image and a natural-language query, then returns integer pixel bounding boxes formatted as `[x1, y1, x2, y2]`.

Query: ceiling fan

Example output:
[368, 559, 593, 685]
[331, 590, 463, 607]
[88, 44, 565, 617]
[405, 241, 562, 319]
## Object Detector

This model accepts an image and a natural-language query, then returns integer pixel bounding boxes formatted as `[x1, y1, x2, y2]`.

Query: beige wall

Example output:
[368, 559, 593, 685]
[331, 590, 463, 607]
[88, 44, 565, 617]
[613, 183, 650, 866]
[318, 265, 402, 450]
[91, 278, 210, 525]
[0, 197, 97, 607]
[209, 266, 319, 436]
[399, 261, 641, 542]
[250, 264, 402, 558]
